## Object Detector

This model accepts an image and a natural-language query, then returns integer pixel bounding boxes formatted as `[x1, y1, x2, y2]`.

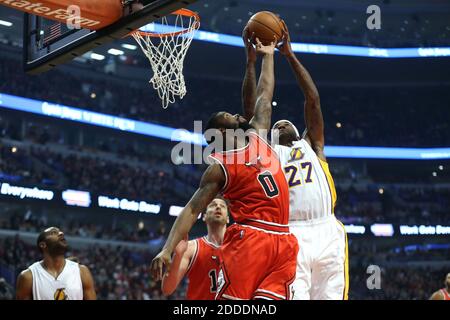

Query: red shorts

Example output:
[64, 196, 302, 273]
[215, 222, 299, 300]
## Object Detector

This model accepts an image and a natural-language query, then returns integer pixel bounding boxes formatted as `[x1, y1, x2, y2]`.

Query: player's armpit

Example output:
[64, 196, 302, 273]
[79, 265, 97, 300]
[16, 269, 33, 300]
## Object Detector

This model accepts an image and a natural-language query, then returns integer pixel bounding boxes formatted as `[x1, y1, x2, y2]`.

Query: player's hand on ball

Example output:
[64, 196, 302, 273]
[242, 26, 257, 63]
[276, 20, 294, 56]
[255, 37, 277, 56]
[150, 249, 172, 281]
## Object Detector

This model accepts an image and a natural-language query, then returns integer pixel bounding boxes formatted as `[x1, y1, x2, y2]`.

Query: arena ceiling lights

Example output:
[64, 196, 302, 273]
[1, 92, 450, 160]
[0, 19, 13, 27]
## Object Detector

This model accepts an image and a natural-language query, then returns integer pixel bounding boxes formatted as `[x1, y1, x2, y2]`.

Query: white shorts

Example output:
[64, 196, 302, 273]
[290, 215, 349, 300]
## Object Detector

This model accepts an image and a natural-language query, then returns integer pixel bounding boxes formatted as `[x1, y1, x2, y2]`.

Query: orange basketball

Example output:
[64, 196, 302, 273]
[247, 11, 285, 46]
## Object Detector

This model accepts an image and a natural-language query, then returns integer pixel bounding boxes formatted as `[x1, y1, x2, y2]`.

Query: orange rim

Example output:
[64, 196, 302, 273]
[130, 8, 200, 38]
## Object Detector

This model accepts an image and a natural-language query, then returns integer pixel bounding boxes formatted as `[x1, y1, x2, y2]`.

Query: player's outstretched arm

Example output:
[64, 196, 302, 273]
[150, 164, 225, 281]
[80, 264, 97, 300]
[15, 269, 33, 300]
[249, 38, 276, 134]
[242, 26, 257, 121]
[161, 239, 195, 296]
[277, 21, 324, 160]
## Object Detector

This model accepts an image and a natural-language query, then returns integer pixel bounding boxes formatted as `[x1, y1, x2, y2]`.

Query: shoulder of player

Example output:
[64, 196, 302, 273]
[16, 268, 33, 299]
[175, 239, 198, 264]
[273, 143, 289, 152]
[202, 162, 226, 180]
[303, 136, 327, 161]
[186, 239, 199, 258]
[199, 162, 227, 192]
[78, 263, 89, 271]
[17, 269, 32, 282]
[185, 239, 201, 274]
[78, 264, 94, 281]
[430, 290, 445, 300]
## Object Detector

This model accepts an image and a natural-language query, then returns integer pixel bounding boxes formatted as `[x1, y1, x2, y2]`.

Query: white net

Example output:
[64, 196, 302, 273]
[131, 12, 200, 109]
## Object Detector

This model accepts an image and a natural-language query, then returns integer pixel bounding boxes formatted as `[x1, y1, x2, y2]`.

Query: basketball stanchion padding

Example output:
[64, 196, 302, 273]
[130, 8, 200, 109]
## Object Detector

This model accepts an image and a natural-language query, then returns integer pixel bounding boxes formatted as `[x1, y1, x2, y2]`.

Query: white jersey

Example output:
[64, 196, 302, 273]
[28, 259, 83, 300]
[274, 139, 337, 221]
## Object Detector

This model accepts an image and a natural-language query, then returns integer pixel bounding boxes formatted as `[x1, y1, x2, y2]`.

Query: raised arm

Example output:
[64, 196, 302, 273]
[249, 38, 277, 134]
[150, 163, 225, 281]
[161, 239, 195, 296]
[242, 27, 257, 121]
[278, 22, 325, 160]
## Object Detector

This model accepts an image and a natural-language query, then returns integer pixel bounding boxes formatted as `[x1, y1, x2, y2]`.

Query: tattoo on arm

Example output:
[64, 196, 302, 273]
[242, 62, 257, 121]
[250, 53, 275, 132]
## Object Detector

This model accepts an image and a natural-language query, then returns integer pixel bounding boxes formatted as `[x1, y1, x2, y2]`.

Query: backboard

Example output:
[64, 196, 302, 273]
[23, 0, 198, 74]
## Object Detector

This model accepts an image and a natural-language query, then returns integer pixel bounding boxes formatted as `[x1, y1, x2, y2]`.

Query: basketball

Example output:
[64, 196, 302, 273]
[246, 11, 285, 45]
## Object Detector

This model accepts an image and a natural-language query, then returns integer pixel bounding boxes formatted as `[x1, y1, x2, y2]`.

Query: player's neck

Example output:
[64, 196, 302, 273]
[280, 137, 296, 147]
[42, 255, 66, 276]
[206, 225, 226, 246]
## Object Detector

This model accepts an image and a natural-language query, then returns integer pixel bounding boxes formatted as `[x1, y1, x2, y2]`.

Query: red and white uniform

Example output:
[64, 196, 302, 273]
[185, 237, 221, 300]
[209, 131, 298, 300]
[440, 289, 450, 300]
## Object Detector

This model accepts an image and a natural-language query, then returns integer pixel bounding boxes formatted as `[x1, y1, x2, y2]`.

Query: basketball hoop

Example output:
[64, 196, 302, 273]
[130, 9, 200, 109]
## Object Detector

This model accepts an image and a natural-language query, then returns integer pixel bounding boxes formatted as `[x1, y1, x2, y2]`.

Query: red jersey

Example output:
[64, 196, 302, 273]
[440, 289, 450, 300]
[186, 237, 221, 300]
[210, 131, 290, 228]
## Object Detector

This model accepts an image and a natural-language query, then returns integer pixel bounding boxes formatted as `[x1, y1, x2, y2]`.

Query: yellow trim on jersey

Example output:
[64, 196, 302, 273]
[337, 219, 350, 300]
[318, 158, 337, 213]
